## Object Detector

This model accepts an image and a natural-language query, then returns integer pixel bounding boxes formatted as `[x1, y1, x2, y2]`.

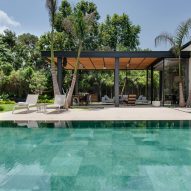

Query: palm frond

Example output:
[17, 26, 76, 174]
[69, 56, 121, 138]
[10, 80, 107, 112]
[175, 18, 191, 47]
[155, 32, 175, 47]
[84, 12, 96, 24]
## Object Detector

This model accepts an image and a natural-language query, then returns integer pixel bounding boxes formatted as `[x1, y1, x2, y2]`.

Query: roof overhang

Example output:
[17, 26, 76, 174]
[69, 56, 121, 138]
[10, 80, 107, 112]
[41, 51, 190, 70]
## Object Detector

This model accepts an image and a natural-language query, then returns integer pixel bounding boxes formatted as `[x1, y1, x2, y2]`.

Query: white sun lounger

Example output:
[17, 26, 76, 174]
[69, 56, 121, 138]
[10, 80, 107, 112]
[12, 94, 39, 113]
[46, 95, 66, 112]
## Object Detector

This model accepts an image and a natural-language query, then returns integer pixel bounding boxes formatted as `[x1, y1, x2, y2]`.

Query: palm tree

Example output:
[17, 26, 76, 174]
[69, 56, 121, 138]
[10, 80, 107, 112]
[63, 10, 96, 107]
[155, 18, 191, 107]
[46, 0, 60, 96]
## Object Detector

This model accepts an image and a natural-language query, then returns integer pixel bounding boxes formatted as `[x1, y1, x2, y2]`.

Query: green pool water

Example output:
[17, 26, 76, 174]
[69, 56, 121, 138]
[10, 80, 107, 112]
[0, 121, 191, 191]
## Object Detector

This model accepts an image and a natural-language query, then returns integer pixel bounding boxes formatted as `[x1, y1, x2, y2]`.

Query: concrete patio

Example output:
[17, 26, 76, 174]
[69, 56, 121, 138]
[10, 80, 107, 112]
[1, 107, 191, 121]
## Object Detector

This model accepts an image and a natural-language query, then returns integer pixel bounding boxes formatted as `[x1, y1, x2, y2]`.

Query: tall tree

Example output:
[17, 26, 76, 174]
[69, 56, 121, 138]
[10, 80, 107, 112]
[1, 30, 17, 49]
[46, 0, 60, 96]
[37, 31, 73, 51]
[63, 7, 96, 107]
[74, 0, 100, 50]
[55, 0, 100, 50]
[155, 18, 191, 107]
[54, 0, 72, 32]
[18, 33, 38, 48]
[99, 13, 140, 51]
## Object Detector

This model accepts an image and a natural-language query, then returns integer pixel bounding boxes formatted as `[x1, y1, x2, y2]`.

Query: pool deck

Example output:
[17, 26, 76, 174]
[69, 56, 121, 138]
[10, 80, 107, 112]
[1, 107, 191, 121]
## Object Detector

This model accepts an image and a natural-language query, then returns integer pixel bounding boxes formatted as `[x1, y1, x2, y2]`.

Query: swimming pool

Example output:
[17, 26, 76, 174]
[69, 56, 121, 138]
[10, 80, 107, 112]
[0, 121, 191, 190]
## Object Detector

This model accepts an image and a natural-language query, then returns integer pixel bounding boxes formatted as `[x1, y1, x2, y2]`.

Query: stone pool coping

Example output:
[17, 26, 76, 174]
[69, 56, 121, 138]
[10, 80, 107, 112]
[1, 107, 191, 121]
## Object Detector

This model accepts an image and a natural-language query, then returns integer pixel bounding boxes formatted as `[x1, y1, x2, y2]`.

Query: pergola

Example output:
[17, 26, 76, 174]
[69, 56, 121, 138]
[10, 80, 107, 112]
[41, 50, 190, 107]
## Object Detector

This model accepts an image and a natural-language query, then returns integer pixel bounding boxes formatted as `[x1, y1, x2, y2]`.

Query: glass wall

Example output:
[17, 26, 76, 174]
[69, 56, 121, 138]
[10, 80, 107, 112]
[154, 58, 189, 105]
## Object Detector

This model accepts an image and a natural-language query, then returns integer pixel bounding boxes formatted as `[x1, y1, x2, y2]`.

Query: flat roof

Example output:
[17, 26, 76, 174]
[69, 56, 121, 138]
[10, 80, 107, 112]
[41, 51, 190, 70]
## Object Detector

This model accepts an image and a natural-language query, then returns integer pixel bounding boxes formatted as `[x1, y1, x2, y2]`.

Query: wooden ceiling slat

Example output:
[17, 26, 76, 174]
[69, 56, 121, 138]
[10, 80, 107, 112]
[104, 58, 114, 69]
[79, 58, 93, 69]
[120, 58, 131, 64]
[65, 61, 74, 69]
[79, 60, 86, 70]
[135, 58, 145, 69]
[89, 58, 96, 69]
[48, 57, 158, 70]
[90, 58, 104, 69]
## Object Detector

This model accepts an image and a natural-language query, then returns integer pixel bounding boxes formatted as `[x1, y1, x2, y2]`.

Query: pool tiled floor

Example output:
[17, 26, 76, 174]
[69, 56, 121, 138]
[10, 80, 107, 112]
[0, 121, 191, 190]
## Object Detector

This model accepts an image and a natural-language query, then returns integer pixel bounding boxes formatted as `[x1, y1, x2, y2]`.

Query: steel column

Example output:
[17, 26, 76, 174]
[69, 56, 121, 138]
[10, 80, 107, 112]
[162, 59, 165, 106]
[151, 66, 153, 103]
[159, 71, 163, 101]
[146, 69, 149, 98]
[114, 57, 120, 107]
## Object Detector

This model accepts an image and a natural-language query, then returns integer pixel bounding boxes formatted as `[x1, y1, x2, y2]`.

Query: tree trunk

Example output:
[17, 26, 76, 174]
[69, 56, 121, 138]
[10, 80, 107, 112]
[179, 81, 186, 107]
[50, 28, 60, 96]
[74, 71, 79, 95]
[178, 56, 185, 107]
[66, 41, 82, 107]
[120, 78, 127, 95]
[186, 90, 191, 107]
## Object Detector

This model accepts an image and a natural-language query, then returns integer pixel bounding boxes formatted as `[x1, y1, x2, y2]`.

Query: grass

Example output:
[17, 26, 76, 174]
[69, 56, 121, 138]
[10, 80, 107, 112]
[0, 104, 14, 112]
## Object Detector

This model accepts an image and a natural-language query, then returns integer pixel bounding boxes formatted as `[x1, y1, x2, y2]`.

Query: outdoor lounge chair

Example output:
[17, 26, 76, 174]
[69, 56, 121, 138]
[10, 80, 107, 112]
[135, 95, 149, 105]
[12, 94, 39, 113]
[46, 94, 66, 112]
[101, 95, 114, 103]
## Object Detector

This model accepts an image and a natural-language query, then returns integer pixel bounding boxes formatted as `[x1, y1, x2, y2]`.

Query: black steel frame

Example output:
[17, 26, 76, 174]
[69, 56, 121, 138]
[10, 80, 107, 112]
[42, 51, 190, 107]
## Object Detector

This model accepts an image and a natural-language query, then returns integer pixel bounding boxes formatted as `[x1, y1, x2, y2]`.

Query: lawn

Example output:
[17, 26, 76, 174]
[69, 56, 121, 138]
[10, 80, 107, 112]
[0, 104, 14, 112]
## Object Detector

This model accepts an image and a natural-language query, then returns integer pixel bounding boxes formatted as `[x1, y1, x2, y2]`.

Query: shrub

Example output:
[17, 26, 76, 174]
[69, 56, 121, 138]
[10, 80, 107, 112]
[38, 99, 54, 104]
[0, 100, 15, 104]
[0, 106, 4, 111]
[0, 94, 9, 100]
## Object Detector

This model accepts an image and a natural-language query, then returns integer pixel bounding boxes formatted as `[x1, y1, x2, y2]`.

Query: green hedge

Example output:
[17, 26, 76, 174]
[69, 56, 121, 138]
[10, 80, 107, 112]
[0, 99, 54, 104]
[0, 100, 15, 104]
[38, 99, 54, 104]
[0, 106, 4, 111]
[0, 104, 14, 112]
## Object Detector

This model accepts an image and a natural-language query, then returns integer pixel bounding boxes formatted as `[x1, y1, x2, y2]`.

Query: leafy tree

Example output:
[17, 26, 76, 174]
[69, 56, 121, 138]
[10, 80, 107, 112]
[54, 0, 72, 32]
[99, 13, 141, 51]
[46, 0, 61, 96]
[0, 63, 13, 75]
[62, 4, 97, 107]
[0, 70, 9, 95]
[7, 70, 25, 98]
[78, 70, 114, 100]
[0, 29, 49, 99]
[17, 34, 44, 70]
[37, 31, 74, 51]
[74, 0, 100, 50]
[30, 71, 47, 94]
[0, 36, 13, 63]
[6, 67, 34, 98]
[55, 0, 100, 50]
[0, 36, 14, 76]
[1, 30, 17, 49]
[155, 18, 191, 107]
[18, 33, 38, 48]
